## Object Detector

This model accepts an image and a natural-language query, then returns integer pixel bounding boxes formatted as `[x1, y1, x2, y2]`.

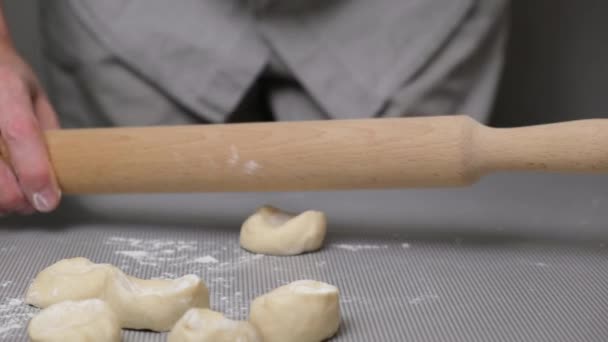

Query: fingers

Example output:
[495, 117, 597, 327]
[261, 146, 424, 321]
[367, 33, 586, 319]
[0, 68, 61, 213]
[0, 159, 28, 215]
[35, 94, 60, 130]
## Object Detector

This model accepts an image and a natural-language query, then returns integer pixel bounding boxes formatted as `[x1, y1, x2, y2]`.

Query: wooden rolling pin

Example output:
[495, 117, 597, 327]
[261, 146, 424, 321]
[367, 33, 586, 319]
[0, 115, 607, 194]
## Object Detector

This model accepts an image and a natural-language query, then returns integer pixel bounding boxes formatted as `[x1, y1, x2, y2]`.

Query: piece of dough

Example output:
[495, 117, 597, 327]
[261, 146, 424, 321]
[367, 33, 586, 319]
[28, 299, 121, 342]
[240, 206, 327, 255]
[168, 308, 261, 342]
[249, 280, 340, 342]
[25, 257, 114, 308]
[106, 272, 210, 331]
[26, 257, 210, 332]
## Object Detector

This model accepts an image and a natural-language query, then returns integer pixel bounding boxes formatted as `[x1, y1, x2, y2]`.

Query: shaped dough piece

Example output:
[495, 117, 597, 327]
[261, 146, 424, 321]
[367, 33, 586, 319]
[28, 299, 121, 342]
[106, 272, 210, 331]
[25, 257, 115, 308]
[249, 280, 340, 342]
[168, 308, 261, 342]
[26, 258, 210, 332]
[240, 206, 327, 256]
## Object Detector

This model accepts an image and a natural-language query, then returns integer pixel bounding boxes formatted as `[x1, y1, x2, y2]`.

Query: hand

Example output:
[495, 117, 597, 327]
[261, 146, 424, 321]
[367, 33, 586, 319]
[0, 42, 61, 215]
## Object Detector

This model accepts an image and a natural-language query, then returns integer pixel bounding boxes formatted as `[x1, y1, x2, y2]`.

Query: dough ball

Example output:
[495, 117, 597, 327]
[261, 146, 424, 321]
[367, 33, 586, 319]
[240, 206, 327, 256]
[106, 272, 210, 331]
[28, 299, 120, 342]
[26, 257, 210, 332]
[25, 257, 114, 308]
[168, 309, 261, 342]
[249, 280, 340, 342]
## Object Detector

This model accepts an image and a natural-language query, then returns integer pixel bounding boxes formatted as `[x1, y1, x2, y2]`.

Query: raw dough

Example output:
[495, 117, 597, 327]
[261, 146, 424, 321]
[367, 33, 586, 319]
[28, 299, 121, 342]
[26, 257, 113, 308]
[106, 271, 210, 331]
[168, 308, 261, 342]
[240, 206, 327, 256]
[249, 280, 340, 342]
[26, 257, 210, 331]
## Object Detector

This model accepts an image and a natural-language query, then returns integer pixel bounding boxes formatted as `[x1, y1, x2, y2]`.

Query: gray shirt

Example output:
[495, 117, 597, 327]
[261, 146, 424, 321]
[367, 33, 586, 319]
[41, 0, 507, 127]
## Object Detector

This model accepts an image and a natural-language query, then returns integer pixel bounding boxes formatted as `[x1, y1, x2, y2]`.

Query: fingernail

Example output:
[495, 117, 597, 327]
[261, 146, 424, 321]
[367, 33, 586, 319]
[32, 188, 59, 213]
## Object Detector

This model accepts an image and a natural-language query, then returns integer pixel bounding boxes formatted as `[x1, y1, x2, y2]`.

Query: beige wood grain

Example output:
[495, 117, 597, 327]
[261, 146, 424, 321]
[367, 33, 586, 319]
[0, 116, 606, 194]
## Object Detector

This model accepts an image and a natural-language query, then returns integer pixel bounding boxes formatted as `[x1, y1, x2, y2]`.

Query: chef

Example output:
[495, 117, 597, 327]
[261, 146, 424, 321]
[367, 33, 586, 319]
[0, 0, 508, 215]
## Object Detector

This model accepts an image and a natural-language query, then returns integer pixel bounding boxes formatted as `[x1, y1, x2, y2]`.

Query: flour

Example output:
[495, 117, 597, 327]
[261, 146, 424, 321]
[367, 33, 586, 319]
[116, 250, 150, 260]
[0, 297, 36, 339]
[332, 244, 389, 252]
[107, 237, 198, 251]
[340, 295, 361, 304]
[206, 254, 264, 273]
[107, 237, 198, 267]
[191, 256, 219, 264]
[104, 236, 267, 320]
[228, 145, 240, 166]
[0, 281, 11, 288]
[226, 144, 262, 175]
[243, 160, 262, 175]
[402, 243, 411, 249]
[408, 294, 440, 305]
[4, 299, 21, 307]
[107, 236, 264, 272]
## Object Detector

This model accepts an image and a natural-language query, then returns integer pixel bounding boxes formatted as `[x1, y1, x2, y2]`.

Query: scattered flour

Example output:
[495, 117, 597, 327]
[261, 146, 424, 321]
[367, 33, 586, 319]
[206, 254, 264, 273]
[402, 243, 411, 249]
[0, 323, 22, 338]
[243, 160, 262, 175]
[5, 299, 20, 307]
[332, 244, 389, 252]
[104, 236, 267, 320]
[191, 256, 219, 264]
[227, 145, 262, 175]
[116, 250, 150, 260]
[228, 145, 240, 166]
[0, 281, 11, 288]
[106, 237, 198, 267]
[340, 295, 366, 305]
[0, 297, 36, 339]
[106, 236, 266, 273]
[409, 294, 440, 305]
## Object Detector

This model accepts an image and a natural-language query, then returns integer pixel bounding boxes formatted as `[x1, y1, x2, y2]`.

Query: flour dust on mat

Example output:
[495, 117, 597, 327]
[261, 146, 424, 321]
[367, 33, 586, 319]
[104, 235, 266, 319]
[331, 244, 389, 252]
[0, 297, 36, 340]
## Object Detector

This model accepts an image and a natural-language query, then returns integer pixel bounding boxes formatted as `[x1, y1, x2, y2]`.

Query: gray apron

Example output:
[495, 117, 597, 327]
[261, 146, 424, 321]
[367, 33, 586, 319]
[40, 0, 508, 128]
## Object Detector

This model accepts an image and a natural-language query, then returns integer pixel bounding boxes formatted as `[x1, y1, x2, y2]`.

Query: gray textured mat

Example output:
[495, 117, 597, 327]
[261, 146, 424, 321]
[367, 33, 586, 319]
[1, 223, 608, 342]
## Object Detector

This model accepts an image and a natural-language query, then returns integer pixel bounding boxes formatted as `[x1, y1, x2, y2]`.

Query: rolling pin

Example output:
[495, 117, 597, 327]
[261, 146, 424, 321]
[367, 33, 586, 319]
[0, 115, 606, 194]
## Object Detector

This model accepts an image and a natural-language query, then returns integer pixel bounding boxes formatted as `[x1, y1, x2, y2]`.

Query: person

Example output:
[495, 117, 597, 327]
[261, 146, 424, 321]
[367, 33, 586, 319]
[0, 0, 508, 215]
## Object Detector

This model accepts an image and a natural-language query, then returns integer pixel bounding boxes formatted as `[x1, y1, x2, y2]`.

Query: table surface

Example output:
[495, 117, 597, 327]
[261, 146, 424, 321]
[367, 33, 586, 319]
[1, 173, 608, 341]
